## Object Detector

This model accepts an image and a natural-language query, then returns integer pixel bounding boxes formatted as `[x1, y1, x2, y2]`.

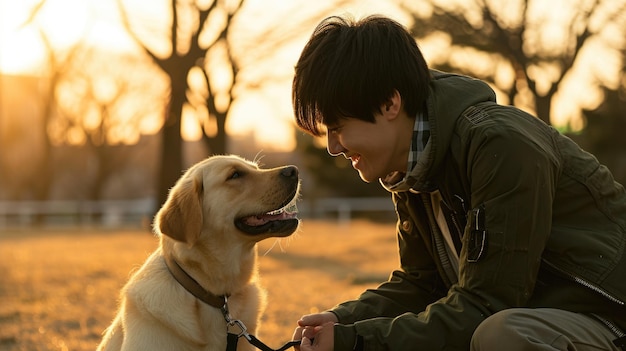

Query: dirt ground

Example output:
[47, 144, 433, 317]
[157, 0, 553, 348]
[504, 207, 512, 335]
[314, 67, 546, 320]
[0, 219, 398, 351]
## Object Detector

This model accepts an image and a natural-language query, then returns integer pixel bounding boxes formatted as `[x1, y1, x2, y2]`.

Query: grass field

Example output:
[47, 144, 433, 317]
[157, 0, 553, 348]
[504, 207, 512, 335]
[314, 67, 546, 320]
[0, 219, 398, 351]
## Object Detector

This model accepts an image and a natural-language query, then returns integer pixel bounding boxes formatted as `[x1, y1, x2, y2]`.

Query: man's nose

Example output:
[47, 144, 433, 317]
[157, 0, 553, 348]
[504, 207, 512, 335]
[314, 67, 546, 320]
[326, 133, 346, 157]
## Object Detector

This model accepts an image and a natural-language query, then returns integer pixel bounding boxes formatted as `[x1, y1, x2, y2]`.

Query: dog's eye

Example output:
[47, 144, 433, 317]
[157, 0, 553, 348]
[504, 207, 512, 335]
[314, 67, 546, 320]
[228, 170, 243, 180]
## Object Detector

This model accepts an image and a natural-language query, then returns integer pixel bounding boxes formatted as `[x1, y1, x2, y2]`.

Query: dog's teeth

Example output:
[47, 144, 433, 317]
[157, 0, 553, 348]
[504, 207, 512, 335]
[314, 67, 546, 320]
[266, 196, 298, 216]
[267, 208, 284, 216]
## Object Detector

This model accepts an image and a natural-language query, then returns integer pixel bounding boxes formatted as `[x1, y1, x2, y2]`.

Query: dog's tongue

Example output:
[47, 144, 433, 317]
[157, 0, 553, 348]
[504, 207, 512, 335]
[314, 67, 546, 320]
[243, 211, 296, 226]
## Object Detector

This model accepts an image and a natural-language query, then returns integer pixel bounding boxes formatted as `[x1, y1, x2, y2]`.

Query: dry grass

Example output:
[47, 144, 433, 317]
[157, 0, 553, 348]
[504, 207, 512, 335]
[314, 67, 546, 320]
[0, 219, 398, 351]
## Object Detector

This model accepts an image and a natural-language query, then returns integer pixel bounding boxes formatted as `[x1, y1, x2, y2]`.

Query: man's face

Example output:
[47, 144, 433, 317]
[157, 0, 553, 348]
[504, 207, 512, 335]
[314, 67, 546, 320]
[325, 114, 399, 183]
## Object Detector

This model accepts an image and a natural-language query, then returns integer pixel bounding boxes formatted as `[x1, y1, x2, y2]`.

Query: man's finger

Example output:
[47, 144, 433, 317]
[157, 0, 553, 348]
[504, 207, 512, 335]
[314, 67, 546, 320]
[302, 336, 312, 347]
[302, 326, 317, 340]
[292, 326, 304, 341]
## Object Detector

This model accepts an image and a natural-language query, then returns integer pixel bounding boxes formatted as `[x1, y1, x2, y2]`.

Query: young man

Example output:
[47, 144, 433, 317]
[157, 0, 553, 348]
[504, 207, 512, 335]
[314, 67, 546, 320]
[291, 14, 626, 351]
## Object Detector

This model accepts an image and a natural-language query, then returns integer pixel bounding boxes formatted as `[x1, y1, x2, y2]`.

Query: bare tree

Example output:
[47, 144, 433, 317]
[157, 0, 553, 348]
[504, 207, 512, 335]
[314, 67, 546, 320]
[400, 0, 626, 125]
[116, 0, 356, 207]
[3, 0, 81, 203]
[51, 46, 166, 200]
[117, 0, 247, 207]
[7, 0, 168, 207]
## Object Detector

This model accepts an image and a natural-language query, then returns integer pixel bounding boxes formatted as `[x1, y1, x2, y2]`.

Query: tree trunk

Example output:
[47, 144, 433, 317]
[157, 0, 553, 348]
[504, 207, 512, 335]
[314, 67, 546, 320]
[157, 86, 184, 209]
[534, 94, 552, 126]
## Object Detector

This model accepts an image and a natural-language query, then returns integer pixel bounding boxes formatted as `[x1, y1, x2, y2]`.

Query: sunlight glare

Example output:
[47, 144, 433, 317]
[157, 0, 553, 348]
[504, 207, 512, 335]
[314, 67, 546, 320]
[0, 26, 45, 75]
[227, 93, 296, 152]
[205, 42, 233, 97]
[182, 103, 203, 141]
[67, 126, 86, 145]
[83, 106, 103, 132]
[255, 121, 295, 151]
[0, 0, 85, 74]
[0, 0, 46, 74]
[139, 112, 163, 135]
[203, 114, 218, 138]
[36, 0, 91, 44]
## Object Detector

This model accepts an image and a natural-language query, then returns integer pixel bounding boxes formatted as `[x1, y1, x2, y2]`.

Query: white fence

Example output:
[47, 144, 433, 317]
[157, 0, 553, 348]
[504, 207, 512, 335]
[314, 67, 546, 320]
[304, 197, 395, 224]
[0, 197, 395, 228]
[0, 198, 156, 228]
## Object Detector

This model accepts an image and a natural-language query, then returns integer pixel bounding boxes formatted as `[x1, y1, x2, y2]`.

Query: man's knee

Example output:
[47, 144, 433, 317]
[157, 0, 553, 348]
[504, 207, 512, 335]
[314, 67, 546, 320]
[471, 309, 530, 350]
[471, 308, 620, 351]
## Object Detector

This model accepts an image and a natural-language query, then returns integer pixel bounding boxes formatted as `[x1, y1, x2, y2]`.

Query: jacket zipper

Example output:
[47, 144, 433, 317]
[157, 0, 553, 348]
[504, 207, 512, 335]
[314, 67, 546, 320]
[542, 260, 625, 306]
[544, 260, 626, 341]
[441, 194, 466, 254]
[591, 313, 626, 338]
[421, 193, 458, 287]
[449, 214, 463, 243]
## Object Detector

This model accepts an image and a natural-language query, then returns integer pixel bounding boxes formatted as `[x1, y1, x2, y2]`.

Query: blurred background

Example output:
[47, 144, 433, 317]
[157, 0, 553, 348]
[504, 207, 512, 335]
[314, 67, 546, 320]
[1, 0, 626, 228]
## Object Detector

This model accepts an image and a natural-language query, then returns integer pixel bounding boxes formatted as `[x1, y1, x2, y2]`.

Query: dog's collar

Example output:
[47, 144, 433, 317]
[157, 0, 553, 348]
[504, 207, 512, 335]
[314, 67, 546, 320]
[164, 254, 302, 351]
[163, 254, 226, 309]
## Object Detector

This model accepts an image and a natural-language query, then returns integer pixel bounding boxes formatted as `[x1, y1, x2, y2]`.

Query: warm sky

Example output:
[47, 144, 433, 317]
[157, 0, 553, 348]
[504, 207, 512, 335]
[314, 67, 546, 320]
[0, 0, 409, 151]
[1, 0, 623, 150]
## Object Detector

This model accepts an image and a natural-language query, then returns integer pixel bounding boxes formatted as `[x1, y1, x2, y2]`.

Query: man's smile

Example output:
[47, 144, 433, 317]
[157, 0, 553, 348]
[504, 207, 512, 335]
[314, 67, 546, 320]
[349, 154, 361, 168]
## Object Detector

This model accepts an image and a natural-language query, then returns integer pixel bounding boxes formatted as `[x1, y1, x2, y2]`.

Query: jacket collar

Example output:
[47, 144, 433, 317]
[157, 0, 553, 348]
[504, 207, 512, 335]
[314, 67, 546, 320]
[380, 70, 496, 194]
[380, 140, 434, 193]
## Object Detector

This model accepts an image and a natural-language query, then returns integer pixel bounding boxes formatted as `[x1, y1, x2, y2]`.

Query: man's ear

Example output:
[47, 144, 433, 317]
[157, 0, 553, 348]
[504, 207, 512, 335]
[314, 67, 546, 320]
[382, 90, 402, 120]
[155, 172, 204, 246]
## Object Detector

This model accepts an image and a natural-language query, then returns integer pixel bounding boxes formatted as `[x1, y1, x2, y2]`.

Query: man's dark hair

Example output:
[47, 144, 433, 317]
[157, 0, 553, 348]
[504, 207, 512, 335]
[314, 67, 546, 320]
[292, 15, 431, 136]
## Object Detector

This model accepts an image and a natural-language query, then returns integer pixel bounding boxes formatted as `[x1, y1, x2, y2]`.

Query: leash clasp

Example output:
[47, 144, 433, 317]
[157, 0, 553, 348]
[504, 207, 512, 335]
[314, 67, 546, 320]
[221, 296, 252, 341]
[222, 296, 300, 351]
[229, 319, 252, 341]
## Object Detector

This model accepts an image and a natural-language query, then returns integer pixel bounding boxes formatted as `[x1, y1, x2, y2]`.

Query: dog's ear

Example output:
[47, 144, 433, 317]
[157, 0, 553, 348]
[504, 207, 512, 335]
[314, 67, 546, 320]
[156, 171, 204, 246]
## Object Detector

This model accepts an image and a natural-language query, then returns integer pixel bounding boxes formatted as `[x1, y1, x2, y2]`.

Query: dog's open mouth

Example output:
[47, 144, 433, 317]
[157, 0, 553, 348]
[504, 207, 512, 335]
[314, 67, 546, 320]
[235, 194, 299, 236]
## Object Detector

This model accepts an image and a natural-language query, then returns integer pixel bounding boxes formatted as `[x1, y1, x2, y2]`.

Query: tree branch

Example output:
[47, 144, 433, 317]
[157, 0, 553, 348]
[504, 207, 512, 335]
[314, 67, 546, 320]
[116, 0, 163, 67]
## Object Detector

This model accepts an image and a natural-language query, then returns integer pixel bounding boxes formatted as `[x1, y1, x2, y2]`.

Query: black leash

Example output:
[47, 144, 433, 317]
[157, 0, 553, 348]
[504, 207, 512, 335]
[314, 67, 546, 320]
[247, 335, 301, 351]
[226, 332, 300, 351]
[222, 296, 300, 351]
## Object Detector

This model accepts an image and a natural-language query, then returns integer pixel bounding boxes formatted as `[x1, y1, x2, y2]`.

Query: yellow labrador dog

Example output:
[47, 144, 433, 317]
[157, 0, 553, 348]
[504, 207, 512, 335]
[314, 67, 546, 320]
[97, 155, 300, 351]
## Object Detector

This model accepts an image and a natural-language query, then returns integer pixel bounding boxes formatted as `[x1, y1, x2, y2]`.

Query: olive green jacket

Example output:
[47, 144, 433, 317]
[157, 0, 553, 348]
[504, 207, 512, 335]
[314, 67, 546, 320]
[330, 71, 626, 350]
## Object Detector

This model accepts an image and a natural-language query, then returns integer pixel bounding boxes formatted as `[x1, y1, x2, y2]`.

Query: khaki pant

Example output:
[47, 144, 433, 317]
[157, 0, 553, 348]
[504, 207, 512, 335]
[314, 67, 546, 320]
[471, 308, 622, 351]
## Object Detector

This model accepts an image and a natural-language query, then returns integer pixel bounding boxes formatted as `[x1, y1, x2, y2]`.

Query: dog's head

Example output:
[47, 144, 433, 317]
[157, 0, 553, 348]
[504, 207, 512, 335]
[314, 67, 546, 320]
[155, 155, 300, 246]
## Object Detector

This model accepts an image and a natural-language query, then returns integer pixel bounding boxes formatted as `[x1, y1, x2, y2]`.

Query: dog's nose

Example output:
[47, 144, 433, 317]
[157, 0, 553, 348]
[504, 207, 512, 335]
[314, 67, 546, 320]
[280, 166, 298, 179]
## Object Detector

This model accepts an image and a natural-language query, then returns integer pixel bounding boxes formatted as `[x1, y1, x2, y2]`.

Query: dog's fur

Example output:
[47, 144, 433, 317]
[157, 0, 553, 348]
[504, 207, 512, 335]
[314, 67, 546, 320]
[97, 155, 300, 351]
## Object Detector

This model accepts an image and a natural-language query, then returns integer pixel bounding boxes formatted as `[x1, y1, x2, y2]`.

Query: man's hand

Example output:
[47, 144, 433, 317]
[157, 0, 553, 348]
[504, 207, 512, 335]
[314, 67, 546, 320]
[292, 312, 338, 351]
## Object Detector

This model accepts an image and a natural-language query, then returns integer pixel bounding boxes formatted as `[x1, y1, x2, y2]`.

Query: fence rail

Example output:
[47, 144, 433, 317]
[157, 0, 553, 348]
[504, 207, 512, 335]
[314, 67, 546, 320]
[0, 198, 156, 228]
[306, 197, 395, 223]
[0, 197, 395, 228]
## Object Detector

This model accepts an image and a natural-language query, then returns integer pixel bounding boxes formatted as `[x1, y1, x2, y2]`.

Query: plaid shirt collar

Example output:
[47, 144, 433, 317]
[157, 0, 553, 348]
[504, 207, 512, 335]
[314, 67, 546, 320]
[408, 111, 430, 173]
[380, 111, 430, 191]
